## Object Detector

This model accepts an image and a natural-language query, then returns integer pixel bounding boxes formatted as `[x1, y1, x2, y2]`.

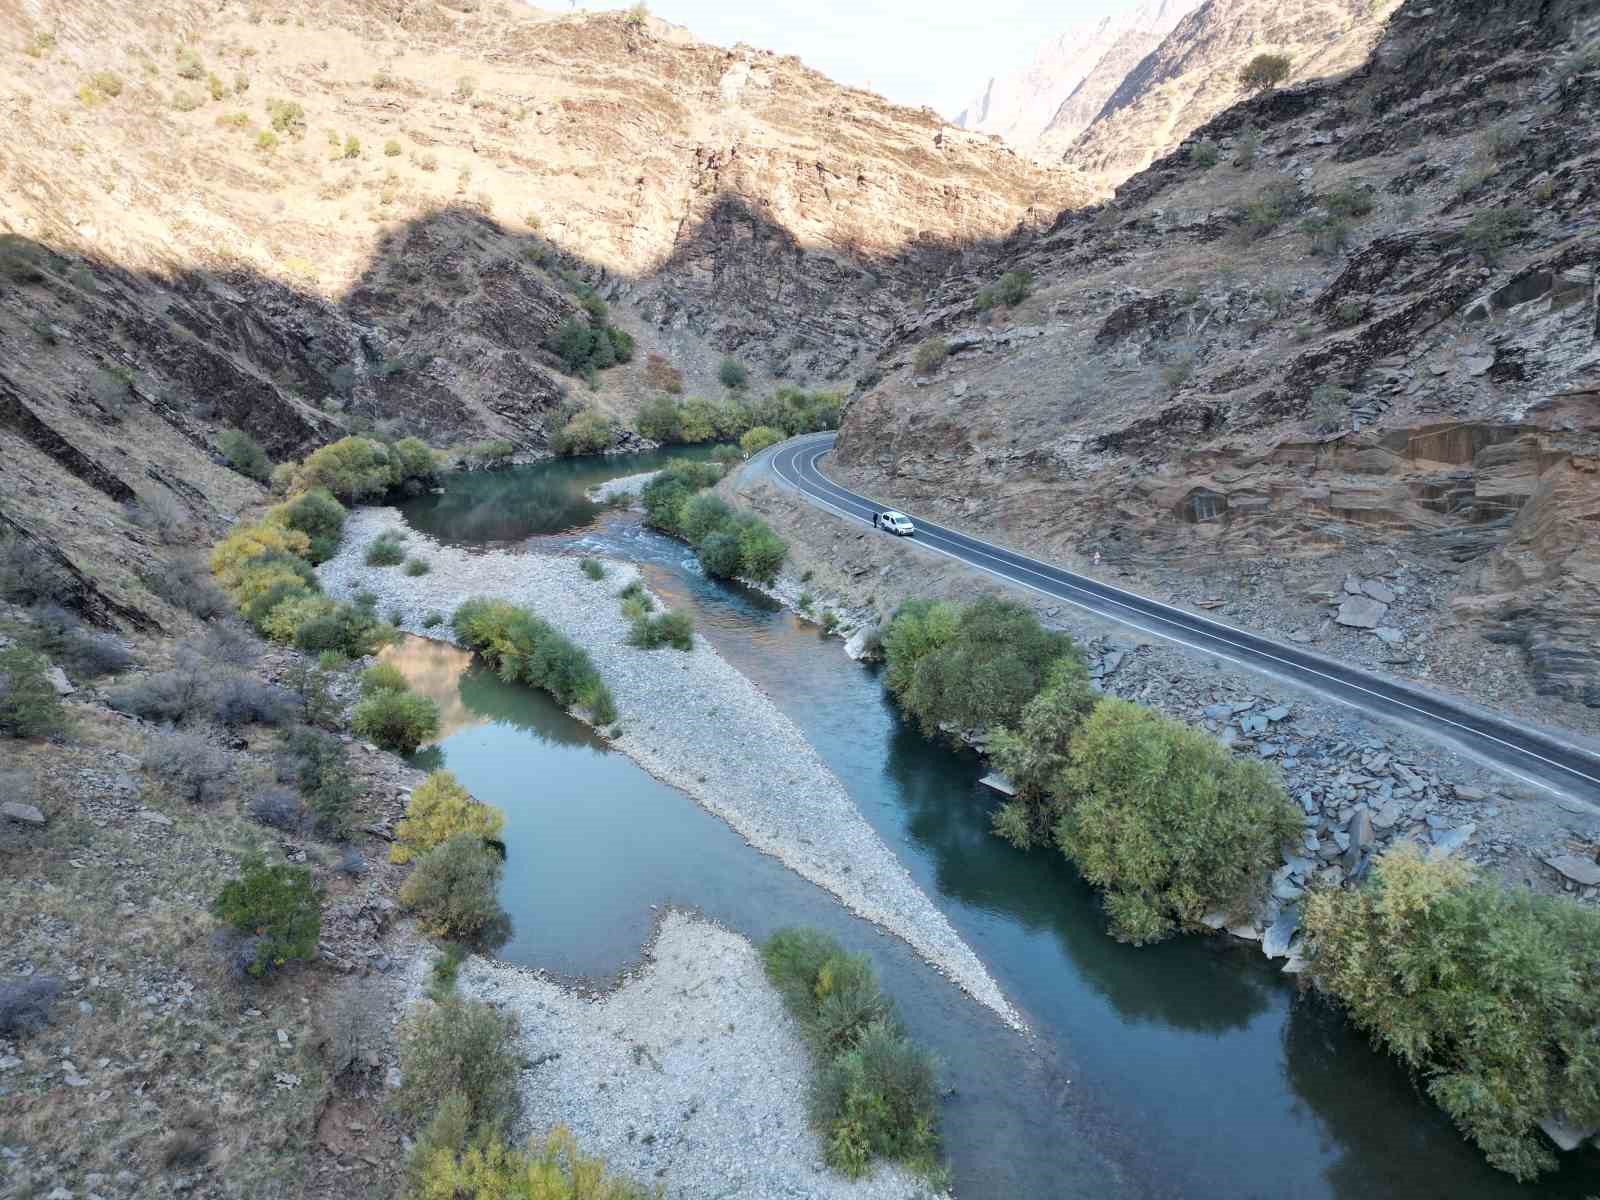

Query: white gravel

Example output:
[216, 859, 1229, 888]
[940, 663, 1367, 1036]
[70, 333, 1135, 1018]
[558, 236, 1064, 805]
[320, 508, 1019, 1030]
[420, 911, 937, 1200]
[586, 469, 661, 502]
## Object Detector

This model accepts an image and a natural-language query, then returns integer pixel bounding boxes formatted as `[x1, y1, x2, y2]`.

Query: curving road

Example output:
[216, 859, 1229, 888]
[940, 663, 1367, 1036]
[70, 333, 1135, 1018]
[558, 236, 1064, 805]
[763, 432, 1600, 803]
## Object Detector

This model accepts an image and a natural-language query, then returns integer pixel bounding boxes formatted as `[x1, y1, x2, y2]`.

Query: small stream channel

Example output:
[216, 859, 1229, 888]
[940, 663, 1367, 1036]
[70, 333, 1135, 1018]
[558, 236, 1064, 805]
[389, 453, 1600, 1200]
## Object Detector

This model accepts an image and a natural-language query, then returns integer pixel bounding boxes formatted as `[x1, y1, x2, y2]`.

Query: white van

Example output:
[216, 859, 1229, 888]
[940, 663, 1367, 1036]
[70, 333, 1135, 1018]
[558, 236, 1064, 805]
[874, 511, 915, 537]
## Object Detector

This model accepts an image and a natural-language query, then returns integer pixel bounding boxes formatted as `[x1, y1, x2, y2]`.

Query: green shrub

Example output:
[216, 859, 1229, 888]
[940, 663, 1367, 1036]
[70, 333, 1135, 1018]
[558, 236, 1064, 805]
[1306, 844, 1600, 1180]
[470, 439, 515, 466]
[352, 690, 440, 753]
[882, 596, 1072, 739]
[1302, 215, 1352, 257]
[280, 726, 355, 837]
[342, 134, 360, 159]
[384, 138, 402, 156]
[717, 356, 749, 389]
[269, 488, 345, 562]
[421, 610, 444, 628]
[912, 338, 947, 374]
[212, 855, 323, 977]
[986, 655, 1097, 848]
[627, 610, 694, 651]
[1460, 207, 1530, 264]
[740, 425, 784, 457]
[579, 557, 606, 581]
[1324, 179, 1375, 219]
[360, 662, 409, 697]
[452, 598, 616, 722]
[218, 429, 272, 482]
[0, 645, 67, 738]
[549, 407, 615, 456]
[281, 435, 434, 501]
[266, 98, 305, 134]
[396, 997, 520, 1136]
[734, 516, 787, 583]
[1239, 52, 1291, 93]
[760, 929, 941, 1179]
[399, 833, 506, 939]
[1234, 126, 1261, 168]
[1190, 139, 1220, 168]
[678, 493, 733, 545]
[256, 129, 278, 153]
[1237, 181, 1300, 241]
[1054, 698, 1300, 944]
[392, 770, 505, 865]
[404, 558, 431, 577]
[365, 532, 407, 566]
[546, 317, 629, 378]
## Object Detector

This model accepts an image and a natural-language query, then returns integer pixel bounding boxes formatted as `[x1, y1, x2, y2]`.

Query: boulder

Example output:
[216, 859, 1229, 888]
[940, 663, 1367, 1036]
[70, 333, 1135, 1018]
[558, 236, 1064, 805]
[1536, 1116, 1598, 1152]
[1427, 823, 1476, 860]
[1544, 854, 1600, 887]
[1336, 595, 1387, 629]
[1262, 906, 1301, 960]
[1342, 809, 1373, 871]
[46, 666, 74, 696]
[2, 802, 45, 825]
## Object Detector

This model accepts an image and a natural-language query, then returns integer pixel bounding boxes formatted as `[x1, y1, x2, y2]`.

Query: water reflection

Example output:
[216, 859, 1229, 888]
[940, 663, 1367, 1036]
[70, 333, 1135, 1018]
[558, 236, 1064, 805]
[397, 444, 723, 546]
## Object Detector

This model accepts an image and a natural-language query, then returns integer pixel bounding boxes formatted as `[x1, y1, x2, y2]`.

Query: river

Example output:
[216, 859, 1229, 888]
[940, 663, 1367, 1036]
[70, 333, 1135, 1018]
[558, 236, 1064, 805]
[388, 453, 1599, 1200]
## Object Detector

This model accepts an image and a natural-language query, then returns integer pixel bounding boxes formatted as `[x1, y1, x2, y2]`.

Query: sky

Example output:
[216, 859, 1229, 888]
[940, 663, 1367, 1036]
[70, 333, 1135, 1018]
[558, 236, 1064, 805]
[552, 1, 1128, 120]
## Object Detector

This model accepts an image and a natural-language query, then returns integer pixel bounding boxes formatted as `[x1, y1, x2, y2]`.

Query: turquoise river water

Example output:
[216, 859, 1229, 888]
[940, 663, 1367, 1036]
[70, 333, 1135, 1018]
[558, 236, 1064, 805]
[388, 453, 1599, 1200]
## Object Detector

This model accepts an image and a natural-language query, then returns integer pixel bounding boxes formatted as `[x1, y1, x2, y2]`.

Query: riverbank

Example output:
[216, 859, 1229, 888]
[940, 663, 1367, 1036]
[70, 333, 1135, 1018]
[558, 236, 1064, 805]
[415, 910, 935, 1200]
[318, 508, 1021, 1031]
[585, 468, 661, 502]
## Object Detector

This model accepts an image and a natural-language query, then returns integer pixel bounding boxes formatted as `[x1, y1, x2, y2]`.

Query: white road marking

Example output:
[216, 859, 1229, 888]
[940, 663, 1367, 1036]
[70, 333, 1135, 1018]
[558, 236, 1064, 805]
[762, 436, 1600, 798]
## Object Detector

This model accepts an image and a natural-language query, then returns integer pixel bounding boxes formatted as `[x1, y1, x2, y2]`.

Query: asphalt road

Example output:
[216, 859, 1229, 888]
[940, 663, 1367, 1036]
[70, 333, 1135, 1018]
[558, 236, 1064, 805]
[765, 432, 1600, 803]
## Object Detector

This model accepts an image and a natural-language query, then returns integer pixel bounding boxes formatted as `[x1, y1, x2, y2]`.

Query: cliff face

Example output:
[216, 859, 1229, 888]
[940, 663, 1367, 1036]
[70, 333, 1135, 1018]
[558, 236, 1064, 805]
[0, 0, 1085, 631]
[834, 0, 1600, 718]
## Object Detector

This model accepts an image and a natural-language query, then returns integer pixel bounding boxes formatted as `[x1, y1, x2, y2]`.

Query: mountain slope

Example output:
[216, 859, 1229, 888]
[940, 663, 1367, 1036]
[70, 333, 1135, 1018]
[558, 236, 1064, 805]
[831, 0, 1600, 723]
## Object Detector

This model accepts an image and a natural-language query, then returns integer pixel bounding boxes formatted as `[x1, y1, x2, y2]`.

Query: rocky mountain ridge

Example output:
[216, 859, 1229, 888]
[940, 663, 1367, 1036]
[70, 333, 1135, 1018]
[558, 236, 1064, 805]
[834, 0, 1600, 722]
[0, 0, 1084, 634]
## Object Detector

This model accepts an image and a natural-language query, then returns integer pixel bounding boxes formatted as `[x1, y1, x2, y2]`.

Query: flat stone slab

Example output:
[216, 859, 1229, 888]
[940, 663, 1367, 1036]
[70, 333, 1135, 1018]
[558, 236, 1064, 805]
[1427, 823, 1475, 860]
[1361, 580, 1396, 604]
[1336, 595, 1387, 629]
[46, 666, 74, 696]
[2, 802, 45, 825]
[1262, 906, 1301, 960]
[978, 772, 1016, 797]
[1373, 626, 1405, 643]
[1343, 574, 1364, 595]
[1545, 854, 1600, 886]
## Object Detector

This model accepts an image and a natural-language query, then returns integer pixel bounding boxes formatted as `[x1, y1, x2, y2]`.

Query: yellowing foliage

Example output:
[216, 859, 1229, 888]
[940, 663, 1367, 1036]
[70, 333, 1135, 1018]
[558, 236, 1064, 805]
[210, 521, 312, 591]
[413, 1125, 658, 1200]
[391, 770, 505, 864]
[260, 594, 337, 643]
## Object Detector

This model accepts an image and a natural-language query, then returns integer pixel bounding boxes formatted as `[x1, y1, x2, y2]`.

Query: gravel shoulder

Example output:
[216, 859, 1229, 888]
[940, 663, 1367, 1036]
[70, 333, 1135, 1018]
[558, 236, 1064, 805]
[318, 508, 1020, 1030]
[409, 910, 935, 1200]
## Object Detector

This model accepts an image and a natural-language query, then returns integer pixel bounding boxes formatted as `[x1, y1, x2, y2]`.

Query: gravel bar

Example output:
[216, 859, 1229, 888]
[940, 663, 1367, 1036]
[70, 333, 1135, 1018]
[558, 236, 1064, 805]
[320, 508, 1020, 1030]
[585, 469, 661, 502]
[415, 911, 935, 1200]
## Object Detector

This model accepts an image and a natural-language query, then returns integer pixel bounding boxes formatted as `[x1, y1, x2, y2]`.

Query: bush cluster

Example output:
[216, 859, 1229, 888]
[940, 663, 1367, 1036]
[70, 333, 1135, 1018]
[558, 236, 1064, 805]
[739, 425, 784, 457]
[274, 435, 436, 502]
[364, 531, 407, 567]
[270, 488, 346, 563]
[1055, 699, 1300, 944]
[546, 286, 634, 380]
[411, 1126, 654, 1200]
[210, 507, 390, 658]
[1236, 181, 1300, 242]
[640, 464, 787, 583]
[1306, 845, 1600, 1180]
[761, 929, 942, 1179]
[625, 609, 693, 652]
[398, 998, 522, 1168]
[549, 406, 616, 456]
[25, 603, 133, 679]
[912, 338, 947, 375]
[882, 596, 1072, 739]
[452, 597, 617, 723]
[212, 855, 323, 977]
[635, 386, 840, 447]
[391, 770, 506, 865]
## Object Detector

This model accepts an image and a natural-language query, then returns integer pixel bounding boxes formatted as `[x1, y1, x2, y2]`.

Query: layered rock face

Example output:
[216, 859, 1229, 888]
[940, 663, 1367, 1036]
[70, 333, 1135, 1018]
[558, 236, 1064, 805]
[0, 0, 1083, 630]
[835, 0, 1600, 714]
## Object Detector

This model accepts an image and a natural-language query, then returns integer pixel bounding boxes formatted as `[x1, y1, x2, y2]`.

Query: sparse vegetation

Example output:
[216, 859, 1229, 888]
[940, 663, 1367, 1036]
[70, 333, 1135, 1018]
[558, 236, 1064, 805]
[452, 597, 617, 722]
[1234, 126, 1261, 168]
[1459, 207, 1530, 264]
[761, 929, 942, 1179]
[975, 270, 1033, 310]
[1236, 181, 1300, 241]
[396, 997, 520, 1139]
[1310, 384, 1352, 432]
[1239, 52, 1292, 93]
[1161, 354, 1195, 392]
[1306, 844, 1600, 1180]
[211, 855, 323, 978]
[452, 75, 477, 102]
[912, 338, 948, 374]
[265, 98, 305, 135]
[1190, 139, 1220, 168]
[643, 353, 684, 393]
